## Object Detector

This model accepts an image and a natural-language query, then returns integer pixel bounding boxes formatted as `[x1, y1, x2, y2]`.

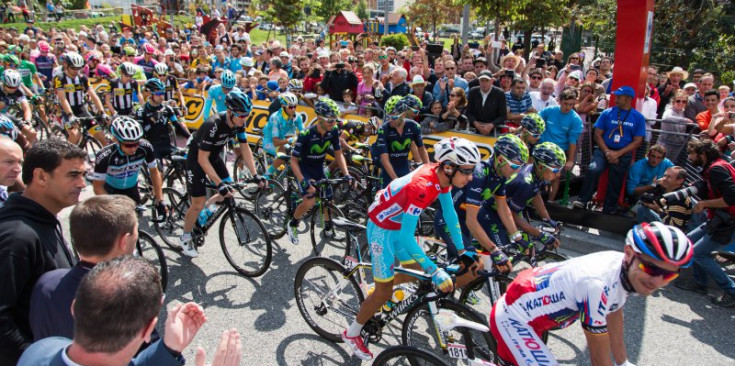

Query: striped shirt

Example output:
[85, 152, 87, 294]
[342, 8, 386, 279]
[505, 91, 533, 115]
[53, 74, 89, 109]
[107, 78, 139, 113]
[162, 75, 179, 101]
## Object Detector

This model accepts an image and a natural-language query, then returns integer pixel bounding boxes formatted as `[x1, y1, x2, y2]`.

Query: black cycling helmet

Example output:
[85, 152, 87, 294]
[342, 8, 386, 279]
[144, 78, 166, 92]
[225, 90, 253, 114]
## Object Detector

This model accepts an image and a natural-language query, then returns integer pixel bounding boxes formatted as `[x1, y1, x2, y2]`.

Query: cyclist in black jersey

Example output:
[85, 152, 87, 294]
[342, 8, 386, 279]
[0, 69, 36, 144]
[325, 117, 379, 173]
[153, 63, 188, 117]
[105, 62, 141, 117]
[137, 78, 191, 160]
[53, 52, 106, 146]
[91, 116, 166, 216]
[179, 90, 262, 257]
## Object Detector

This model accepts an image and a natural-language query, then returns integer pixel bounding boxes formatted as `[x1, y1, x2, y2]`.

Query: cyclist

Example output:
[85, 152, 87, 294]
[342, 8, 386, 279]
[263, 92, 303, 179]
[475, 134, 535, 252]
[91, 116, 166, 215]
[116, 48, 147, 84]
[286, 98, 352, 245]
[372, 96, 430, 189]
[0, 114, 28, 152]
[516, 113, 546, 160]
[137, 78, 191, 160]
[33, 41, 56, 89]
[153, 63, 187, 116]
[53, 52, 106, 146]
[105, 62, 141, 117]
[136, 43, 159, 79]
[179, 90, 261, 258]
[202, 70, 240, 119]
[325, 117, 380, 174]
[401, 94, 423, 121]
[502, 141, 567, 250]
[1, 55, 35, 99]
[489, 222, 693, 366]
[0, 69, 36, 144]
[342, 136, 481, 361]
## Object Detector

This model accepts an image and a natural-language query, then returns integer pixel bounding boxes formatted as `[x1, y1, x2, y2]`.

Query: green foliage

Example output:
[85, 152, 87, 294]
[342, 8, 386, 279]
[265, 0, 302, 32]
[380, 33, 409, 50]
[356, 0, 368, 21]
[407, 0, 457, 35]
[0, 15, 194, 32]
[314, 0, 351, 23]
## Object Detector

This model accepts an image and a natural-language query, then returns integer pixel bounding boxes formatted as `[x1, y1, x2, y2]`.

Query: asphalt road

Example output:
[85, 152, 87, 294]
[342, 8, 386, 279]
[57, 180, 735, 366]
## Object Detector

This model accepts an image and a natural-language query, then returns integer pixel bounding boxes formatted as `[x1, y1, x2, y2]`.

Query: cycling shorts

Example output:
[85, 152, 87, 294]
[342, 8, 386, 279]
[298, 164, 332, 199]
[103, 183, 141, 205]
[367, 220, 418, 282]
[186, 154, 230, 197]
[489, 296, 556, 366]
[263, 142, 291, 157]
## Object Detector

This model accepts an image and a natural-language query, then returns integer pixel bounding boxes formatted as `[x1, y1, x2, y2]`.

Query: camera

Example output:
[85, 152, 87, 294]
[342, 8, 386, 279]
[335, 62, 345, 69]
[661, 185, 698, 204]
[535, 58, 546, 68]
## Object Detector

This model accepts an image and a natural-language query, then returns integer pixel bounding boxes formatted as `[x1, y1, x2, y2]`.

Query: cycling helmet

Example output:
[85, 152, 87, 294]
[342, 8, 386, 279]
[123, 46, 137, 56]
[65, 52, 85, 68]
[288, 79, 303, 91]
[38, 41, 50, 52]
[532, 142, 566, 169]
[225, 90, 253, 114]
[384, 95, 403, 115]
[2, 69, 21, 88]
[120, 62, 137, 77]
[314, 98, 340, 118]
[3, 54, 20, 67]
[402, 94, 423, 111]
[266, 80, 279, 91]
[154, 63, 169, 75]
[85, 51, 101, 64]
[220, 70, 236, 89]
[96, 64, 114, 78]
[279, 92, 298, 107]
[391, 98, 413, 115]
[434, 137, 481, 166]
[0, 115, 18, 141]
[626, 222, 693, 268]
[494, 134, 529, 164]
[520, 113, 546, 136]
[143, 43, 156, 54]
[110, 116, 143, 142]
[368, 116, 381, 131]
[144, 78, 166, 92]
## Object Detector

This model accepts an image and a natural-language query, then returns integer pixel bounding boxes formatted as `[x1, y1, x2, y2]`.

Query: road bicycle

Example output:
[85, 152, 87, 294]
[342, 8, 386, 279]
[136, 228, 169, 292]
[373, 345, 451, 366]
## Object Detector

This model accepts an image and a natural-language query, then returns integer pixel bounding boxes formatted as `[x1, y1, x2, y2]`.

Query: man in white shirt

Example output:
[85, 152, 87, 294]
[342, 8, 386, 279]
[641, 85, 659, 141]
[530, 78, 558, 113]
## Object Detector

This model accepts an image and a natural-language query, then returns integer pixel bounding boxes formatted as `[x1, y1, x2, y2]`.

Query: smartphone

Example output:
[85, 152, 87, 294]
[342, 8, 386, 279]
[570, 64, 582, 71]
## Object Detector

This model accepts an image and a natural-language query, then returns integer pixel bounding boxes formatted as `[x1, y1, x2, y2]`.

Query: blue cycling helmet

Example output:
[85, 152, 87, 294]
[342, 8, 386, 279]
[391, 98, 412, 115]
[314, 98, 340, 118]
[225, 90, 252, 114]
[144, 78, 166, 92]
[0, 115, 18, 141]
[266, 80, 279, 91]
[221, 70, 236, 89]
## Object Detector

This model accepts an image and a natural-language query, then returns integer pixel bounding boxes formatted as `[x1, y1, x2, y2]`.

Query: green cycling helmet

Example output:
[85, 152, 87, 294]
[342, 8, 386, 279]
[3, 54, 20, 66]
[532, 141, 567, 169]
[384, 95, 404, 115]
[520, 113, 546, 136]
[402, 94, 423, 110]
[494, 133, 529, 164]
[314, 98, 340, 118]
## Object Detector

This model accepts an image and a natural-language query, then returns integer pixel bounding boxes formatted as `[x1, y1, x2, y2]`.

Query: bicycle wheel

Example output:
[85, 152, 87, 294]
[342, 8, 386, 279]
[164, 164, 187, 193]
[153, 187, 188, 251]
[136, 230, 169, 292]
[310, 202, 345, 259]
[32, 116, 51, 141]
[402, 298, 498, 365]
[219, 205, 272, 277]
[458, 274, 513, 316]
[374, 345, 451, 366]
[232, 155, 261, 201]
[82, 135, 103, 168]
[254, 179, 288, 239]
[509, 248, 569, 274]
[294, 257, 364, 342]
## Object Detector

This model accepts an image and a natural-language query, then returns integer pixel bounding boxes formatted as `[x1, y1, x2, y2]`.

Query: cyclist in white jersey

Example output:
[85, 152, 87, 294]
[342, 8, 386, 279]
[489, 222, 693, 366]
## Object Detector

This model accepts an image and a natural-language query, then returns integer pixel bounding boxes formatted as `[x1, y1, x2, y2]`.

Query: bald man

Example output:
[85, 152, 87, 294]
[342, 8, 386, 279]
[0, 137, 23, 206]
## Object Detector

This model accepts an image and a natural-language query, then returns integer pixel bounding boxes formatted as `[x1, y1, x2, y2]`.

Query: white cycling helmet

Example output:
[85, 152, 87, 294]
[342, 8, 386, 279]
[434, 137, 481, 166]
[154, 63, 169, 75]
[288, 79, 303, 91]
[279, 92, 299, 107]
[120, 62, 138, 77]
[110, 116, 143, 142]
[626, 222, 693, 267]
[2, 69, 21, 88]
[65, 52, 85, 68]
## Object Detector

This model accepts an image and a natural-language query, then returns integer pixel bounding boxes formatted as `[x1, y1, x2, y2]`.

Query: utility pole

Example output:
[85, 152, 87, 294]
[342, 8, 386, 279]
[460, 4, 469, 45]
[383, 0, 389, 35]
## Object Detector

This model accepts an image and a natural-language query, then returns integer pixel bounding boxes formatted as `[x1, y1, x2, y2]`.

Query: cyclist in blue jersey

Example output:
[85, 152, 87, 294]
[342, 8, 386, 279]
[91, 117, 166, 216]
[263, 92, 303, 178]
[371, 96, 430, 189]
[202, 70, 240, 119]
[343, 137, 481, 361]
[287, 98, 352, 245]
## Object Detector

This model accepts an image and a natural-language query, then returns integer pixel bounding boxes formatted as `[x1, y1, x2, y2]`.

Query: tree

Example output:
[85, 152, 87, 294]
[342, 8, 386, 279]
[356, 0, 369, 21]
[407, 0, 458, 37]
[314, 0, 351, 23]
[265, 0, 303, 36]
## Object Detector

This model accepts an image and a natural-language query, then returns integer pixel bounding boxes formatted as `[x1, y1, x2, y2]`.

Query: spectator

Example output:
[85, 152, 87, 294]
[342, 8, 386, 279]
[375, 50, 395, 83]
[0, 137, 22, 206]
[526, 68, 544, 93]
[718, 85, 731, 111]
[419, 100, 450, 134]
[598, 56, 613, 80]
[433, 60, 468, 107]
[690, 68, 706, 84]
[640, 84, 659, 141]
[573, 86, 646, 214]
[505, 77, 534, 128]
[575, 82, 598, 125]
[695, 89, 720, 136]
[626, 145, 674, 200]
[29, 195, 138, 341]
[356, 64, 379, 113]
[381, 67, 410, 105]
[443, 87, 468, 130]
[682, 82, 697, 97]
[635, 166, 694, 231]
[711, 97, 735, 146]
[0, 139, 83, 363]
[659, 90, 695, 160]
[550, 50, 564, 70]
[539, 89, 583, 200]
[647, 66, 661, 105]
[268, 56, 288, 81]
[409, 75, 433, 115]
[675, 140, 735, 308]
[530, 78, 558, 112]
[19, 256, 212, 365]
[466, 70, 506, 136]
[684, 73, 714, 121]
[321, 61, 358, 103]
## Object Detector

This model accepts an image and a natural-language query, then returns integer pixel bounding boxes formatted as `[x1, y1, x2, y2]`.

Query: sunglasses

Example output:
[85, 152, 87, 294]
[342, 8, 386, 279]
[635, 253, 679, 281]
[378, 56, 388, 59]
[153, 91, 166, 96]
[286, 105, 297, 110]
[456, 166, 474, 176]
[674, 100, 687, 104]
[523, 130, 541, 139]
[446, 67, 455, 70]
[387, 114, 402, 120]
[233, 111, 250, 118]
[540, 162, 561, 173]
[501, 155, 523, 170]
[531, 76, 543, 80]
[70, 66, 82, 71]
[324, 118, 339, 123]
[122, 142, 139, 148]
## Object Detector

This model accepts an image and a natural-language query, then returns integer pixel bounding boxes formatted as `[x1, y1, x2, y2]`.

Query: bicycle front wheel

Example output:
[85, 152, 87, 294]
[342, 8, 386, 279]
[136, 230, 169, 292]
[219, 205, 272, 277]
[309, 202, 345, 259]
[374, 345, 451, 366]
[81, 135, 103, 168]
[458, 274, 513, 316]
[294, 257, 364, 343]
[402, 298, 498, 365]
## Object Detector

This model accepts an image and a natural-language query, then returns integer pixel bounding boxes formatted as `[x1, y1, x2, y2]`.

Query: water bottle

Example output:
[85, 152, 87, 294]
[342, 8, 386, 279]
[382, 286, 408, 312]
[197, 204, 217, 227]
[323, 166, 330, 179]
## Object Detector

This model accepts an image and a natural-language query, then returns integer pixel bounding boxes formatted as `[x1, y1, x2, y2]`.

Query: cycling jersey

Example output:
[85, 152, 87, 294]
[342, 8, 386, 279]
[503, 164, 547, 214]
[91, 140, 157, 190]
[115, 63, 147, 82]
[161, 75, 179, 101]
[291, 124, 340, 168]
[263, 109, 304, 155]
[0, 86, 27, 114]
[490, 251, 628, 366]
[53, 73, 89, 111]
[203, 85, 241, 119]
[34, 54, 56, 88]
[137, 102, 178, 157]
[107, 78, 139, 115]
[371, 119, 424, 187]
[337, 120, 365, 143]
[134, 56, 158, 79]
[0, 62, 38, 89]
[367, 164, 464, 281]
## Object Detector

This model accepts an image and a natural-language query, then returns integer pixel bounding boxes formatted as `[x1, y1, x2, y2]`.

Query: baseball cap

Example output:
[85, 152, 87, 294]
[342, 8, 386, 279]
[612, 86, 635, 97]
[478, 70, 493, 80]
[683, 82, 697, 90]
[279, 51, 289, 58]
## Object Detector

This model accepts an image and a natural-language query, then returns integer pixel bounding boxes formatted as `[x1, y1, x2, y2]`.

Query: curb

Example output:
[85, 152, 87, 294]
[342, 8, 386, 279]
[558, 223, 626, 255]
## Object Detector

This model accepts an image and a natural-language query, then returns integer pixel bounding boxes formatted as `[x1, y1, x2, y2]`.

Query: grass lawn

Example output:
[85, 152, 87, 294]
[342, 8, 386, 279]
[0, 15, 193, 32]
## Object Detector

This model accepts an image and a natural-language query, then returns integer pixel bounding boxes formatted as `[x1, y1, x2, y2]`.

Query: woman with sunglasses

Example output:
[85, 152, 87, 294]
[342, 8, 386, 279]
[490, 222, 693, 366]
[659, 90, 694, 160]
[137, 78, 190, 161]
